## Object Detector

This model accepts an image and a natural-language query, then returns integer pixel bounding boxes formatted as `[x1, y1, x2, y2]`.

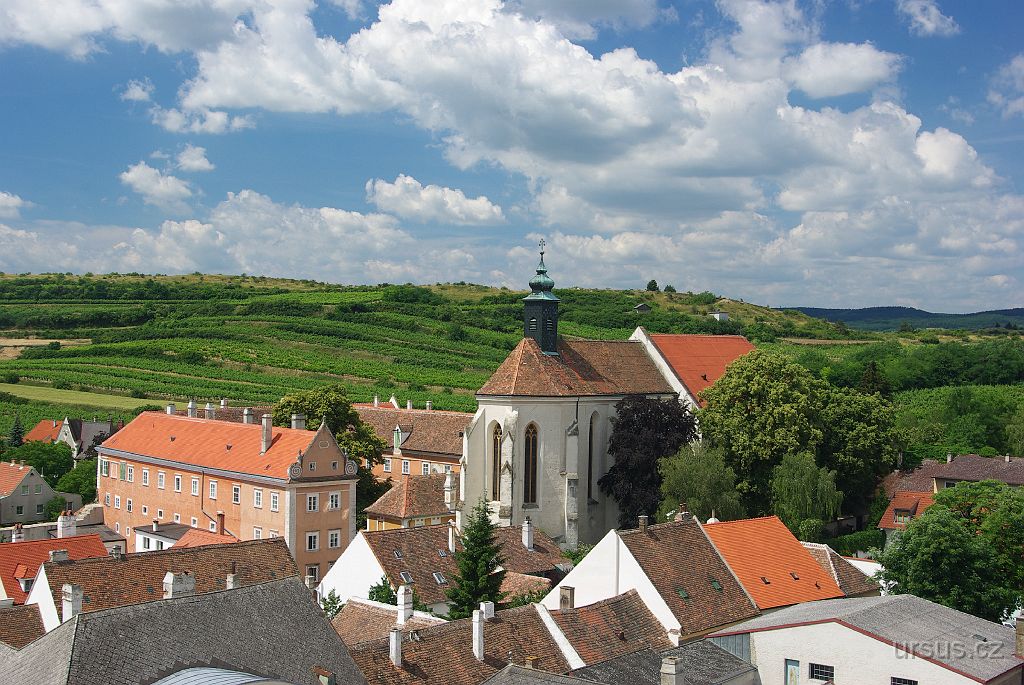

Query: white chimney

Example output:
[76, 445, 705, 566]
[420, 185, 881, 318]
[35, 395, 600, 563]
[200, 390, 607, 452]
[227, 561, 239, 589]
[220, 398, 228, 409]
[947, 453, 953, 463]
[165, 403, 175, 415]
[49, 549, 69, 563]
[12, 524, 24, 543]
[406, 400, 413, 410]
[187, 400, 197, 418]
[389, 628, 402, 668]
[660, 656, 684, 685]
[163, 571, 196, 598]
[291, 413, 306, 430]
[444, 471, 455, 512]
[559, 586, 575, 611]
[472, 609, 485, 661]
[243, 407, 254, 424]
[373, 394, 380, 408]
[1006, 454, 1012, 463]
[522, 516, 534, 551]
[51, 419, 57, 428]
[448, 522, 457, 553]
[261, 414, 273, 454]
[397, 584, 413, 625]
[480, 601, 495, 620]
[57, 510, 76, 538]
[152, 519, 159, 532]
[108, 545, 123, 559]
[61, 583, 82, 623]
[205, 402, 215, 419]
[425, 401, 433, 411]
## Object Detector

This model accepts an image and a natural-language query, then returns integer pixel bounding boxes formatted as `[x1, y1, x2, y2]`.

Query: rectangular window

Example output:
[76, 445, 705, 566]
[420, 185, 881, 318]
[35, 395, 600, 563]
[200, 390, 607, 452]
[114, 495, 121, 509]
[190, 517, 198, 528]
[157, 471, 165, 489]
[270, 491, 278, 512]
[891, 679, 918, 685]
[254, 489, 263, 508]
[307, 494, 319, 512]
[209, 521, 217, 532]
[399, 571, 413, 584]
[209, 480, 217, 500]
[402, 460, 410, 475]
[15, 505, 23, 515]
[306, 531, 319, 551]
[809, 664, 834, 682]
[142, 537, 151, 550]
[36, 503, 44, 515]
[126, 498, 133, 513]
[173, 513, 180, 523]
[126, 465, 134, 482]
[383, 458, 392, 473]
[422, 462, 431, 475]
[253, 527, 262, 539]
[174, 475, 182, 493]
[100, 460, 109, 477]
[104, 493, 110, 506]
[142, 469, 149, 486]
[114, 522, 119, 533]
[20, 485, 28, 496]
[232, 484, 240, 504]
[328, 492, 340, 510]
[191, 477, 199, 496]
[269, 530, 279, 538]
[305, 565, 319, 582]
[895, 511, 910, 524]
[119, 462, 126, 480]
[142, 505, 148, 516]
[34, 484, 42, 494]
[328, 529, 341, 548]
[157, 508, 164, 519]
[156, 540, 164, 550]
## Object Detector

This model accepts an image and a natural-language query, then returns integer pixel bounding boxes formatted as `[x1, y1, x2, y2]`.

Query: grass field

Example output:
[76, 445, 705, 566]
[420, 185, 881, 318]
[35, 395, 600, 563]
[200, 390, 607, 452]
[0, 383, 173, 410]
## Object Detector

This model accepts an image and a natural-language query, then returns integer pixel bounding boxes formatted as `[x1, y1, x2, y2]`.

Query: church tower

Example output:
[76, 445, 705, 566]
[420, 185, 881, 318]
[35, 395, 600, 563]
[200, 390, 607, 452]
[523, 239, 559, 355]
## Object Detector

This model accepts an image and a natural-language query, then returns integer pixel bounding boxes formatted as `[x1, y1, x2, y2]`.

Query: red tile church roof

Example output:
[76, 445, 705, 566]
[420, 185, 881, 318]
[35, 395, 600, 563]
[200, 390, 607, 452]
[647, 334, 754, 406]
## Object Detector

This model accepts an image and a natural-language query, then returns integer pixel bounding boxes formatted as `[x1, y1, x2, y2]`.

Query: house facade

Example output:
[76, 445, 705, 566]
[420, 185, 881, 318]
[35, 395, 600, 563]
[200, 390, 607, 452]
[96, 410, 358, 582]
[354, 401, 471, 481]
[25, 417, 118, 459]
[0, 461, 81, 526]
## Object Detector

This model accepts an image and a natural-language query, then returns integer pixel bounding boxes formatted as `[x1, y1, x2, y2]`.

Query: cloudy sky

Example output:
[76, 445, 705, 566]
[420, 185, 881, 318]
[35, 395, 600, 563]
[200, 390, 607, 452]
[0, 0, 1021, 311]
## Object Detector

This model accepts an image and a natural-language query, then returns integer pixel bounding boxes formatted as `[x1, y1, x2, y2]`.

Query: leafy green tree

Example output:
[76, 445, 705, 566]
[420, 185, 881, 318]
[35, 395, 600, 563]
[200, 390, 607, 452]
[446, 499, 506, 619]
[368, 576, 397, 604]
[878, 507, 1017, 622]
[857, 361, 891, 396]
[56, 458, 97, 503]
[663, 285, 676, 293]
[320, 589, 344, 619]
[646, 279, 659, 292]
[1005, 406, 1024, 456]
[562, 543, 593, 567]
[273, 385, 389, 526]
[599, 395, 697, 528]
[771, 453, 843, 533]
[8, 413, 23, 447]
[658, 443, 746, 523]
[6, 441, 74, 487]
[44, 495, 67, 521]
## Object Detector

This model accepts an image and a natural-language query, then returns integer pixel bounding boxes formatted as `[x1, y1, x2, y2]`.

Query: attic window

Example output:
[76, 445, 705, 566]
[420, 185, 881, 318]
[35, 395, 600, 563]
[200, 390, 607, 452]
[790, 572, 799, 581]
[676, 587, 690, 600]
[170, 436, 176, 442]
[399, 571, 413, 583]
[226, 444, 232, 451]
[710, 578, 723, 592]
[309, 462, 316, 472]
[433, 572, 447, 585]
[760, 577, 771, 585]
[393, 550, 403, 559]
[331, 461, 339, 470]
[438, 549, 449, 558]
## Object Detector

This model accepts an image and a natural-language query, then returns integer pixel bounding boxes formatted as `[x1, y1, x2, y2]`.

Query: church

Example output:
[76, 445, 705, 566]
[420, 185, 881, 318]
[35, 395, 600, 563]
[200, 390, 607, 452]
[458, 245, 755, 548]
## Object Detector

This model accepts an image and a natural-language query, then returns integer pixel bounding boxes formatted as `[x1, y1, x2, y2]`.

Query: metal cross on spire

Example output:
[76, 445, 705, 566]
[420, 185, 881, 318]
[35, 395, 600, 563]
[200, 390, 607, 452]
[538, 238, 546, 257]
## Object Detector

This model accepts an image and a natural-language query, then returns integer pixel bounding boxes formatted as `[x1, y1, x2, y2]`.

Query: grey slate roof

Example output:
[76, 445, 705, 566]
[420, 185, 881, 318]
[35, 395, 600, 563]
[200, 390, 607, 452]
[0, 577, 367, 685]
[482, 665, 593, 685]
[711, 594, 1024, 682]
[572, 640, 755, 685]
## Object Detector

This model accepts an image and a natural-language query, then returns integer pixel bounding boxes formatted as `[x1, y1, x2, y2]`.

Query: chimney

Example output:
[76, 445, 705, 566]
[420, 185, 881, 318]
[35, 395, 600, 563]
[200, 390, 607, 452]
[472, 609, 485, 661]
[52, 419, 57, 428]
[57, 510, 76, 538]
[480, 601, 495, 619]
[61, 583, 82, 623]
[12, 523, 23, 543]
[205, 402, 215, 419]
[163, 571, 196, 599]
[243, 407, 254, 424]
[448, 522, 457, 553]
[524, 656, 538, 670]
[660, 656, 684, 685]
[947, 453, 953, 463]
[373, 394, 380, 408]
[165, 403, 175, 415]
[425, 401, 433, 411]
[673, 502, 690, 523]
[1006, 454, 1012, 463]
[216, 511, 225, 535]
[1016, 619, 1024, 658]
[639, 515, 649, 532]
[226, 572, 238, 590]
[306, 575, 317, 592]
[444, 471, 455, 512]
[261, 414, 273, 454]
[559, 586, 575, 611]
[152, 519, 159, 532]
[313, 667, 336, 685]
[220, 398, 228, 409]
[108, 544, 123, 559]
[49, 549, 69, 563]
[522, 516, 534, 551]
[291, 413, 306, 430]
[187, 400, 197, 418]
[397, 584, 414, 625]
[406, 399, 413, 410]
[389, 627, 402, 668]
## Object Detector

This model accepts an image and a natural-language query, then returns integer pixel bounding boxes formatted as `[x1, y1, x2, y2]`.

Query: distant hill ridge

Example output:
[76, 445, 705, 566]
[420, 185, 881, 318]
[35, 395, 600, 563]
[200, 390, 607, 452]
[786, 306, 1024, 331]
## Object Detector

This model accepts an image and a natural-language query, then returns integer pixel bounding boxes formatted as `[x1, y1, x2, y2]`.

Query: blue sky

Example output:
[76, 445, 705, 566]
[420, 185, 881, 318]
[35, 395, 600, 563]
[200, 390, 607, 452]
[0, 0, 1021, 311]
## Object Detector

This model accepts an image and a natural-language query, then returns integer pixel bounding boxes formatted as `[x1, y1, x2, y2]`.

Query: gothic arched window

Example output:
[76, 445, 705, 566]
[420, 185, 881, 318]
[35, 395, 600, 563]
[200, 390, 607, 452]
[491, 424, 502, 501]
[524, 424, 539, 505]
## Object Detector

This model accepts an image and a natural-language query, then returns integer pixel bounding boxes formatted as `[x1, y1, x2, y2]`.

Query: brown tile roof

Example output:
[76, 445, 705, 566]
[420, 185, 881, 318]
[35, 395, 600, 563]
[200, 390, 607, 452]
[878, 490, 935, 531]
[880, 459, 943, 496]
[355, 405, 472, 457]
[349, 604, 569, 685]
[478, 338, 673, 397]
[618, 518, 759, 637]
[174, 528, 241, 548]
[363, 525, 565, 607]
[0, 460, 31, 498]
[646, 333, 755, 406]
[702, 516, 844, 609]
[365, 474, 459, 521]
[0, 603, 44, 648]
[332, 597, 445, 646]
[0, 534, 108, 603]
[550, 590, 670, 665]
[501, 572, 550, 600]
[801, 542, 880, 597]
[39, 538, 297, 615]
[933, 453, 1024, 486]
[23, 420, 62, 444]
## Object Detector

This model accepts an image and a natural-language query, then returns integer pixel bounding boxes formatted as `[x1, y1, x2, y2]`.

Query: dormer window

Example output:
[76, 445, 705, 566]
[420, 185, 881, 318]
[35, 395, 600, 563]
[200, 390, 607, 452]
[393, 549, 403, 559]
[399, 571, 413, 583]
[433, 572, 447, 585]
[710, 578, 723, 592]
[790, 572, 799, 580]
[895, 510, 911, 524]
[760, 577, 770, 585]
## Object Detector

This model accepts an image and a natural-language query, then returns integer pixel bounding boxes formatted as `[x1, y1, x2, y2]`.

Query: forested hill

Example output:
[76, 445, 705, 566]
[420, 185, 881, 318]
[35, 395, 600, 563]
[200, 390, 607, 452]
[788, 305, 1024, 331]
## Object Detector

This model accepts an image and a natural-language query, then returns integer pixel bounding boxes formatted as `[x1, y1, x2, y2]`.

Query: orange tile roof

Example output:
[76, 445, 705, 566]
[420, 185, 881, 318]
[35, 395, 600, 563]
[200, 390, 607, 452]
[647, 333, 755, 405]
[0, 461, 31, 498]
[23, 420, 62, 444]
[0, 534, 108, 603]
[100, 412, 318, 480]
[878, 490, 935, 530]
[174, 528, 241, 548]
[702, 516, 844, 610]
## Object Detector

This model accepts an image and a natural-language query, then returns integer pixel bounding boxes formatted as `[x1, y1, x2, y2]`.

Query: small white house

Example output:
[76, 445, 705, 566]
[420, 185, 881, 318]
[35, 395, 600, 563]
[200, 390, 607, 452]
[709, 595, 1024, 685]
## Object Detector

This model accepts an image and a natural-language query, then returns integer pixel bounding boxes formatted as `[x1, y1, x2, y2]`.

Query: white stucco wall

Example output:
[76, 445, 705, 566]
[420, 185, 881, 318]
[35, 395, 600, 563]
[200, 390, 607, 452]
[541, 529, 679, 634]
[25, 565, 60, 632]
[316, 532, 384, 603]
[748, 621, 1000, 685]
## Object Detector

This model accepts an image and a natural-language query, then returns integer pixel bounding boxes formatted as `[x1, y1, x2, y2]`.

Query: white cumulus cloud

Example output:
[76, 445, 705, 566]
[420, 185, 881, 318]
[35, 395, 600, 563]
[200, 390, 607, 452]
[119, 162, 193, 213]
[366, 175, 505, 225]
[784, 42, 901, 98]
[176, 144, 215, 172]
[150, 106, 255, 134]
[121, 78, 154, 102]
[896, 0, 959, 37]
[0, 191, 28, 219]
[988, 54, 1024, 119]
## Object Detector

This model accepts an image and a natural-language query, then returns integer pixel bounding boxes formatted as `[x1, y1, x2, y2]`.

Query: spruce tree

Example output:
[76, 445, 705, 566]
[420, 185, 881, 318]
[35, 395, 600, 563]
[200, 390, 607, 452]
[9, 414, 24, 448]
[445, 499, 506, 619]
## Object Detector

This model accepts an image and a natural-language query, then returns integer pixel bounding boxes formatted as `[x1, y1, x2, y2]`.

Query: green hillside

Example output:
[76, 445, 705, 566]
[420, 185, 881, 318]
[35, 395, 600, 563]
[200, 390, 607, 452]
[788, 305, 1024, 331]
[0, 273, 855, 413]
